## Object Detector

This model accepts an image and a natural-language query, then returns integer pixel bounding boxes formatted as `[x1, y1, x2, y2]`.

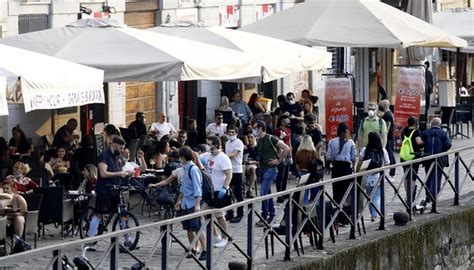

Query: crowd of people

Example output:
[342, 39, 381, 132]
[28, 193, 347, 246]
[0, 88, 454, 256]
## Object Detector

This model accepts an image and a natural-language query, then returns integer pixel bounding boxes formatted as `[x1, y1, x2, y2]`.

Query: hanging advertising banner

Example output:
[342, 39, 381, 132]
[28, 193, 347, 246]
[219, 5, 240, 28]
[325, 78, 353, 140]
[394, 67, 424, 127]
[393, 67, 424, 151]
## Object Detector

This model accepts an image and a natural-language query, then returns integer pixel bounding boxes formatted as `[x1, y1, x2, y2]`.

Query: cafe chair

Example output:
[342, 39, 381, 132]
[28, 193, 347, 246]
[33, 187, 74, 239]
[456, 104, 472, 138]
[127, 138, 140, 163]
[440, 106, 456, 138]
[0, 217, 7, 256]
[120, 127, 138, 146]
[24, 211, 39, 248]
[27, 168, 51, 187]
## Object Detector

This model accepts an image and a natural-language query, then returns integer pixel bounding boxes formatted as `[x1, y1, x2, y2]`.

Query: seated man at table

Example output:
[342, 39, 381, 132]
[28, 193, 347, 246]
[52, 118, 79, 151]
[121, 148, 147, 173]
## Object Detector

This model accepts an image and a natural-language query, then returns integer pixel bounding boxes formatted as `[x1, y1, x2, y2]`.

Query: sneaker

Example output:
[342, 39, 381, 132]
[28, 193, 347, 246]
[230, 215, 243, 224]
[255, 220, 266, 227]
[213, 239, 228, 248]
[84, 243, 96, 252]
[198, 251, 207, 261]
[213, 236, 222, 244]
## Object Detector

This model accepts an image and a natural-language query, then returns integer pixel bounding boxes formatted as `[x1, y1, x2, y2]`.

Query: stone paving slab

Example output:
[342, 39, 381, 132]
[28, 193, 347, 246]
[2, 137, 474, 269]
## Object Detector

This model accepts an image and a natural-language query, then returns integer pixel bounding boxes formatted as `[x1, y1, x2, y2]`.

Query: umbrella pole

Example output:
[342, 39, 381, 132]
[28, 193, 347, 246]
[455, 48, 461, 105]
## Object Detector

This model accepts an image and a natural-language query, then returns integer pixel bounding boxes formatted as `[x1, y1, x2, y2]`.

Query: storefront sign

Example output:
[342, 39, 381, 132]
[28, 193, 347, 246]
[22, 80, 105, 113]
[219, 5, 240, 28]
[325, 78, 353, 140]
[394, 67, 424, 127]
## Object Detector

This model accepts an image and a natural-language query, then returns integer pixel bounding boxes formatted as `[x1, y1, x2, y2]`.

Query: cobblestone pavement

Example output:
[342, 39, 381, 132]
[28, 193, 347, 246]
[2, 137, 474, 269]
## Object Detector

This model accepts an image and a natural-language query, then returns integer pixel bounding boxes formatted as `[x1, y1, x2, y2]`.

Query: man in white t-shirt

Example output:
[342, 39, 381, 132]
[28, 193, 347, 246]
[150, 112, 177, 141]
[205, 113, 228, 137]
[200, 136, 232, 248]
[224, 125, 245, 223]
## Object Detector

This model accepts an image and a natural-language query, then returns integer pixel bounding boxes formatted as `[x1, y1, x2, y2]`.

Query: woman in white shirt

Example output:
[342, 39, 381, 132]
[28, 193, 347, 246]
[150, 112, 177, 141]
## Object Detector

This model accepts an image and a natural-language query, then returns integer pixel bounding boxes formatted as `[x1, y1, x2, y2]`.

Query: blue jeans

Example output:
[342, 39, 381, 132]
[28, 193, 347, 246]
[259, 167, 278, 219]
[366, 185, 381, 218]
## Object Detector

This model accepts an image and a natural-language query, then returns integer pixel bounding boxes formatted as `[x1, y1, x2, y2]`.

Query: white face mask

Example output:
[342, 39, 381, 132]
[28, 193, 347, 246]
[143, 118, 146, 124]
[252, 128, 259, 137]
[288, 100, 296, 105]
[368, 110, 375, 117]
[228, 135, 237, 141]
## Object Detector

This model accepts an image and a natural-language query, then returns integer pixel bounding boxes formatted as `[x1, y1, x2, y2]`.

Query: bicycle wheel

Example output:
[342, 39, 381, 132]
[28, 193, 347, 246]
[79, 206, 96, 239]
[112, 211, 140, 250]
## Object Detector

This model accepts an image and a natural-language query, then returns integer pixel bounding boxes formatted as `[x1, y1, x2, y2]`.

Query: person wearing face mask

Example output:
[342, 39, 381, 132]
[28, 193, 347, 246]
[128, 112, 147, 138]
[284, 92, 304, 133]
[378, 99, 396, 178]
[4, 162, 38, 194]
[357, 102, 388, 150]
[224, 125, 245, 223]
[305, 114, 323, 153]
[88, 136, 133, 248]
[253, 120, 290, 227]
[200, 136, 233, 248]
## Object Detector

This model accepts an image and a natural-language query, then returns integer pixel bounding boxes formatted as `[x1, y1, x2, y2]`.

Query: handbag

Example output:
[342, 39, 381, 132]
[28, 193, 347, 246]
[309, 151, 325, 183]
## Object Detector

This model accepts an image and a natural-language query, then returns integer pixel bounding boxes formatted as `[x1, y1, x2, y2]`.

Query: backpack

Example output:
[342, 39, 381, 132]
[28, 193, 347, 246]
[364, 149, 384, 170]
[11, 234, 31, 254]
[188, 165, 214, 204]
[400, 129, 416, 161]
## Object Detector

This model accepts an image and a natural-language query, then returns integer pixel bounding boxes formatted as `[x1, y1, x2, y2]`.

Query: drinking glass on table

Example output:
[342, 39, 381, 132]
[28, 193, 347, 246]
[149, 159, 156, 169]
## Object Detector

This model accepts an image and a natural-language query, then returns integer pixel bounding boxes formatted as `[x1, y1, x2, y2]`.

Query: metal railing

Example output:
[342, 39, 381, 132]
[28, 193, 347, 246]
[0, 146, 473, 269]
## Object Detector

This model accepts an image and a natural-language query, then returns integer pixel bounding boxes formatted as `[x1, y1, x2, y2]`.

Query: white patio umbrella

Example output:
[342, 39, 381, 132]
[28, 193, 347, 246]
[150, 24, 332, 82]
[0, 44, 104, 114]
[0, 19, 261, 82]
[240, 0, 467, 49]
[433, 11, 474, 53]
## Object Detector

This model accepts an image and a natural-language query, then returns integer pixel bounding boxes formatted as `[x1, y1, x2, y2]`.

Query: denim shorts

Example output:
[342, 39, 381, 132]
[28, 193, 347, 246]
[181, 207, 202, 232]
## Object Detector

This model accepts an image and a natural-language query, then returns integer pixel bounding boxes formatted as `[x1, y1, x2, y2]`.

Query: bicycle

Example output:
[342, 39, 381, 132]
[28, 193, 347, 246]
[78, 184, 140, 251]
[148, 185, 178, 221]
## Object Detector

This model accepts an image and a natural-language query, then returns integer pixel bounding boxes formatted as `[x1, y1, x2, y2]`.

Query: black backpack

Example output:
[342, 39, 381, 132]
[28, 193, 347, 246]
[188, 165, 214, 204]
[364, 149, 384, 170]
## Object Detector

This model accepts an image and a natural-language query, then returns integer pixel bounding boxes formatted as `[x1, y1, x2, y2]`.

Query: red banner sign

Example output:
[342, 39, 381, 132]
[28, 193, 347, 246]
[325, 78, 353, 140]
[394, 67, 424, 127]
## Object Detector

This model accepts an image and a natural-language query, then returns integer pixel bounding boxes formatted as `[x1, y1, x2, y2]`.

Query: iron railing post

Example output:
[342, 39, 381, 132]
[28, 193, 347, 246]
[247, 203, 254, 269]
[317, 186, 325, 250]
[52, 249, 61, 270]
[206, 214, 213, 270]
[379, 172, 385, 230]
[350, 177, 357, 239]
[110, 236, 119, 270]
[284, 193, 292, 261]
[161, 225, 168, 270]
[432, 157, 438, 213]
[407, 163, 413, 220]
[454, 152, 460, 205]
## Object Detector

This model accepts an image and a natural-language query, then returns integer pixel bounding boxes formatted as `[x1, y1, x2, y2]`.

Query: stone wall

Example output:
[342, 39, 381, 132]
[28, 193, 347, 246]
[274, 206, 474, 270]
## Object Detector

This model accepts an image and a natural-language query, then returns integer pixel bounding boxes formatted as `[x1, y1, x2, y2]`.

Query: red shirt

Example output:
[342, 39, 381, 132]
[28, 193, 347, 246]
[274, 127, 291, 146]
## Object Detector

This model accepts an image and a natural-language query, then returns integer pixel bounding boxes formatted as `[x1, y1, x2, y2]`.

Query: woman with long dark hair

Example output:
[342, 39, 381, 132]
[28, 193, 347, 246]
[248, 93, 266, 117]
[326, 122, 356, 224]
[356, 132, 389, 221]
[8, 126, 32, 156]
